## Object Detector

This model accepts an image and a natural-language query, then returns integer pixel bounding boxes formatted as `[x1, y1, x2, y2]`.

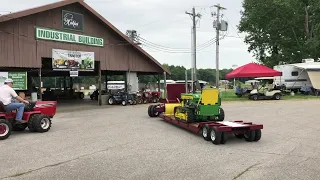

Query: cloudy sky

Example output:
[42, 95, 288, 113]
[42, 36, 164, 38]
[1, 0, 257, 69]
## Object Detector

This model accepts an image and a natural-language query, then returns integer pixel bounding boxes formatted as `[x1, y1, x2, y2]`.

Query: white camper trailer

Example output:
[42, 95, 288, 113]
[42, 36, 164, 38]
[273, 59, 320, 91]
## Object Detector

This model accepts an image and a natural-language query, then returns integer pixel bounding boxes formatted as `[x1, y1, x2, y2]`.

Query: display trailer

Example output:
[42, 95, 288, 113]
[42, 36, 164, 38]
[147, 87, 263, 145]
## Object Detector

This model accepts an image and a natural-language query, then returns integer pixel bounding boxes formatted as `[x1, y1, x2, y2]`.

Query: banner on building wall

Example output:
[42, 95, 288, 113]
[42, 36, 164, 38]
[0, 72, 27, 90]
[52, 49, 95, 71]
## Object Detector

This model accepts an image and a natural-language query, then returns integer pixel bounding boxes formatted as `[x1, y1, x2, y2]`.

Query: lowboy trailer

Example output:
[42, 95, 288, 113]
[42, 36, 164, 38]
[157, 113, 263, 145]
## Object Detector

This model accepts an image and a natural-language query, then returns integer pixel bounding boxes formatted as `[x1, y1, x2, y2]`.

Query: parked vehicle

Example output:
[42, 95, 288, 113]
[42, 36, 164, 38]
[273, 59, 320, 92]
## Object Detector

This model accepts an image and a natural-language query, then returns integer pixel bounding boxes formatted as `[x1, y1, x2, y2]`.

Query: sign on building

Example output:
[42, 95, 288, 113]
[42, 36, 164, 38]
[35, 27, 104, 47]
[62, 10, 84, 32]
[0, 72, 27, 90]
[70, 70, 79, 77]
[52, 49, 95, 71]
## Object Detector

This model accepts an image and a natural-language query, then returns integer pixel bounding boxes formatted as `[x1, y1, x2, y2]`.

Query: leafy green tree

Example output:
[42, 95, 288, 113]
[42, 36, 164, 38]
[238, 0, 320, 67]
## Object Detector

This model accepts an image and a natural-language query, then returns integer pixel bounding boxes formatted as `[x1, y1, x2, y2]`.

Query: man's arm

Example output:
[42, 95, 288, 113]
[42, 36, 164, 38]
[10, 89, 29, 104]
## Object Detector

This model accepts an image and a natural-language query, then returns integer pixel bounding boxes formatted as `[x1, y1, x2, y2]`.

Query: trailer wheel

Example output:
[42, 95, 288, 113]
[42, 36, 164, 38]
[148, 105, 153, 117]
[202, 125, 211, 141]
[254, 129, 261, 141]
[151, 105, 159, 117]
[244, 130, 255, 142]
[234, 133, 244, 139]
[210, 128, 222, 145]
[220, 132, 228, 144]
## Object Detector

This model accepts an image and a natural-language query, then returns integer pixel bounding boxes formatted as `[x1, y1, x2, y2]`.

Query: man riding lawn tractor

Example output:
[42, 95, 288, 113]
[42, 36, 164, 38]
[0, 78, 57, 140]
[0, 79, 29, 123]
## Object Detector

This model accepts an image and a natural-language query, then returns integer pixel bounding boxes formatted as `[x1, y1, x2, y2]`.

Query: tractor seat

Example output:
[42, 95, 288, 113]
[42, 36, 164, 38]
[0, 101, 6, 112]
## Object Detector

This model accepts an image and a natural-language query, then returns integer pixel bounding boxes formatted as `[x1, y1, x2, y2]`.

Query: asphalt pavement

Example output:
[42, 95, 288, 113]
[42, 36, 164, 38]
[0, 99, 320, 180]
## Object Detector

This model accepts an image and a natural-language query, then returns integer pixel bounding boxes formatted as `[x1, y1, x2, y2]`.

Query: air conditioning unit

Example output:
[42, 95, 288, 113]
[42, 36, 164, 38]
[302, 58, 314, 63]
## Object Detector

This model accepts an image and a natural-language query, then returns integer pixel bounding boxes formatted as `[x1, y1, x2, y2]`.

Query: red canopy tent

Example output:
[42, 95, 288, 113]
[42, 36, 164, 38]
[225, 63, 282, 79]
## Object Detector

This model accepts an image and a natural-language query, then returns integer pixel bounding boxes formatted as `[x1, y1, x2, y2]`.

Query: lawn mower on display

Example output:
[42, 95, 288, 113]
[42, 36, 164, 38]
[150, 91, 160, 103]
[0, 100, 57, 140]
[148, 87, 263, 145]
[108, 90, 136, 106]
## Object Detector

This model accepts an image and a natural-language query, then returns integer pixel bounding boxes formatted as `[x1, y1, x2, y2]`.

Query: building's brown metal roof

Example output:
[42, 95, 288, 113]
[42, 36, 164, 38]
[0, 0, 171, 75]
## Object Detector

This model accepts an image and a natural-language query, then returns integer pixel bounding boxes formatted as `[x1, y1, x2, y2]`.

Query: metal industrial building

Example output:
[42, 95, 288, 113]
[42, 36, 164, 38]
[0, 0, 170, 104]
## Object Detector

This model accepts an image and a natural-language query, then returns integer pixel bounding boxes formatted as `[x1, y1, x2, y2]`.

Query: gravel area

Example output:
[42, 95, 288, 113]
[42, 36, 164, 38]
[0, 99, 320, 180]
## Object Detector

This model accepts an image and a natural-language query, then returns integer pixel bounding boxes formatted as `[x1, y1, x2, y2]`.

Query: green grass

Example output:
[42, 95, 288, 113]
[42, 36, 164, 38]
[219, 89, 320, 101]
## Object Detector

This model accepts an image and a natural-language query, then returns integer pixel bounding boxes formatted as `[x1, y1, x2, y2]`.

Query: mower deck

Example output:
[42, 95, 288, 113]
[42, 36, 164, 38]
[158, 113, 263, 145]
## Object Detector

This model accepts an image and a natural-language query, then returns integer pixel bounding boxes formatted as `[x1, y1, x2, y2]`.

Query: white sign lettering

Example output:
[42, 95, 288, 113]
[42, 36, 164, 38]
[64, 13, 79, 28]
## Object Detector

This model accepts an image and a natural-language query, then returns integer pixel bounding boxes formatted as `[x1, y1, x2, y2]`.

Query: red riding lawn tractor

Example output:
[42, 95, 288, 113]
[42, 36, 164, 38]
[0, 101, 57, 140]
[150, 91, 160, 103]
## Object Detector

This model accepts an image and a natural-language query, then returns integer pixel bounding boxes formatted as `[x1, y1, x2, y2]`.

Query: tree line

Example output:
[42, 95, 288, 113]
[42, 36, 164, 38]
[138, 63, 233, 84]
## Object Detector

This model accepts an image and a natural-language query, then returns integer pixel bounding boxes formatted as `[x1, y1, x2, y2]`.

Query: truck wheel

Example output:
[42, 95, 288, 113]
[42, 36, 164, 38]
[217, 108, 225, 121]
[121, 100, 127, 106]
[244, 130, 255, 142]
[12, 124, 27, 131]
[133, 100, 137, 105]
[30, 114, 51, 133]
[202, 124, 211, 141]
[254, 129, 262, 141]
[210, 128, 222, 145]
[0, 119, 12, 140]
[220, 132, 228, 144]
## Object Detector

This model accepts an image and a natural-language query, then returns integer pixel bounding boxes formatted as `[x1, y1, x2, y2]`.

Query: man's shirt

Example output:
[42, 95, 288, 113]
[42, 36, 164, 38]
[0, 85, 18, 105]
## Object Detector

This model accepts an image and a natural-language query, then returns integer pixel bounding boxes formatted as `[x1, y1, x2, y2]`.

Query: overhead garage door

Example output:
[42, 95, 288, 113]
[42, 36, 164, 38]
[307, 71, 320, 89]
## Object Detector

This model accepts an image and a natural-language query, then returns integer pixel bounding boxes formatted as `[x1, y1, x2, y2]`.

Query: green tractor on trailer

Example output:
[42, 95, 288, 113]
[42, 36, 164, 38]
[173, 88, 225, 123]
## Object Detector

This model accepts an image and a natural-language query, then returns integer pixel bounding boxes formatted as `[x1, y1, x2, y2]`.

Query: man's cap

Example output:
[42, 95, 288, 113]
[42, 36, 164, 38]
[4, 78, 13, 83]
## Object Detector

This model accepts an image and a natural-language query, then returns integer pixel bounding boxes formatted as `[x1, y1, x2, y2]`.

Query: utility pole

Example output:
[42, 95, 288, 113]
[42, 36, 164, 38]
[186, 7, 201, 92]
[213, 4, 226, 88]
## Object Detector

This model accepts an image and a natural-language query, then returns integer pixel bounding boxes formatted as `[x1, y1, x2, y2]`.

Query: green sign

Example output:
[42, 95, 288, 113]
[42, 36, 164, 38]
[9, 72, 27, 90]
[35, 27, 104, 47]
[0, 72, 27, 90]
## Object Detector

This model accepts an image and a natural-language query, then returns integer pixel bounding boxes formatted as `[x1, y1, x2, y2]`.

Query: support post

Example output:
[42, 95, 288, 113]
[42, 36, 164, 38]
[163, 71, 167, 99]
[157, 73, 161, 93]
[185, 70, 188, 93]
[39, 68, 42, 100]
[105, 72, 108, 92]
[124, 72, 128, 92]
[98, 63, 102, 106]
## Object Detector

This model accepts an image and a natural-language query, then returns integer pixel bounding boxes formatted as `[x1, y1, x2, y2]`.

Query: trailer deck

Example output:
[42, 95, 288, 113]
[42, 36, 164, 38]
[158, 113, 263, 145]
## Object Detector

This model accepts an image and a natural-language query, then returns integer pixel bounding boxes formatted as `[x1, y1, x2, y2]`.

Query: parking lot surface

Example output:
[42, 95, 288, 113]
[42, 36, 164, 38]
[1, 99, 320, 180]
